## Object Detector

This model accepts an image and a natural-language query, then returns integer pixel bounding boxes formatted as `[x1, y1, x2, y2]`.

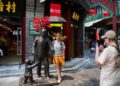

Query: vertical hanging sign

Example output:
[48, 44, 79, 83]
[50, 3, 61, 16]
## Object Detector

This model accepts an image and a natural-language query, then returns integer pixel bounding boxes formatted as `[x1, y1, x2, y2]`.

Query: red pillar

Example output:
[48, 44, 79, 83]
[63, 4, 71, 61]
[113, 0, 117, 32]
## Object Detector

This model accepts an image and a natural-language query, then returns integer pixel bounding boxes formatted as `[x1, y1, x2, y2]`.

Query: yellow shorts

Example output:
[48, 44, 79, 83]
[53, 56, 64, 65]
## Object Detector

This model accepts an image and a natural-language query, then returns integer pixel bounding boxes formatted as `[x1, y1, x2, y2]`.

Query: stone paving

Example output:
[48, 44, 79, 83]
[0, 49, 100, 86]
[0, 68, 100, 86]
[0, 77, 20, 86]
[0, 58, 96, 77]
[58, 68, 100, 86]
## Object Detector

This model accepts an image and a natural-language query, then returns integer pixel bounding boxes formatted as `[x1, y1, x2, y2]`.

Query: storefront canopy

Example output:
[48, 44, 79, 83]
[49, 16, 67, 23]
[84, 19, 103, 27]
[85, 17, 120, 28]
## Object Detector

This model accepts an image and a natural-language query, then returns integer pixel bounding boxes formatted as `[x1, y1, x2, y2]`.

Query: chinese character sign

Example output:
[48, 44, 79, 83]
[72, 12, 80, 21]
[50, 3, 61, 16]
[0, 0, 25, 17]
[0, 0, 4, 12]
[6, 1, 16, 13]
[71, 6, 81, 24]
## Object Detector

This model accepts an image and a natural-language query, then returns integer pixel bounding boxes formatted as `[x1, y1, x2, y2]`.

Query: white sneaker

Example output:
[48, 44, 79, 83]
[57, 78, 62, 83]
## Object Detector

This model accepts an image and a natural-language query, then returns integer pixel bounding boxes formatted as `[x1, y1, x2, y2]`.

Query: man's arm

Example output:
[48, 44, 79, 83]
[95, 43, 101, 65]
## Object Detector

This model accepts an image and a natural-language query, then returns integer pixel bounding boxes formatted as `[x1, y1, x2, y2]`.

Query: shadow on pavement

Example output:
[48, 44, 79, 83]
[74, 78, 100, 86]
[62, 75, 74, 81]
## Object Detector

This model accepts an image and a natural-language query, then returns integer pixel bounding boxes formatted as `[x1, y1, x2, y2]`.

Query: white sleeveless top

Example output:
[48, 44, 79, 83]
[53, 40, 65, 56]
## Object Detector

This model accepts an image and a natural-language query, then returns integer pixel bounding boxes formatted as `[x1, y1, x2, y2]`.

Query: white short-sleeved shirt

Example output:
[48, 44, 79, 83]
[98, 45, 120, 86]
[53, 40, 65, 56]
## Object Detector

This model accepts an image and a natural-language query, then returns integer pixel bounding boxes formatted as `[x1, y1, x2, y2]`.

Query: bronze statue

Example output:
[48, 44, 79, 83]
[33, 29, 51, 78]
[24, 58, 38, 84]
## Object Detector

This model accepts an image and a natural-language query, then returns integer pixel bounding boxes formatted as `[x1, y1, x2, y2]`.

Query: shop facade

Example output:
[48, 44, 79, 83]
[0, 0, 89, 64]
[25, 0, 89, 63]
[0, 0, 25, 64]
[44, 0, 87, 60]
[84, 0, 120, 50]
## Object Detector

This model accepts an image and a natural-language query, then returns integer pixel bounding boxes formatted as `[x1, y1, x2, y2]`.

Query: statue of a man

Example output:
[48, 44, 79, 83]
[33, 29, 51, 78]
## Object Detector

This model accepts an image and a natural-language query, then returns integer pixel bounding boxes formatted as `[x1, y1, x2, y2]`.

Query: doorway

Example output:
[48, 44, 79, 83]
[0, 16, 23, 65]
[74, 27, 80, 57]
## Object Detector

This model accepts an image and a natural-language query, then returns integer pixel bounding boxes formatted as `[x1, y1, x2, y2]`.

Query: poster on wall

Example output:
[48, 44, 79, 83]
[29, 21, 42, 36]
[0, 0, 25, 17]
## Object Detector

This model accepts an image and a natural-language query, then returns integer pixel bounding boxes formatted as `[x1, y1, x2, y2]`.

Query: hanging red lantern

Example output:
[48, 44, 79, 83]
[89, 9, 96, 15]
[103, 11, 109, 16]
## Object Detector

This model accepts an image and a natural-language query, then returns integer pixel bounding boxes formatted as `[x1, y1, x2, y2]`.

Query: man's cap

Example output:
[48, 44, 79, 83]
[101, 30, 116, 39]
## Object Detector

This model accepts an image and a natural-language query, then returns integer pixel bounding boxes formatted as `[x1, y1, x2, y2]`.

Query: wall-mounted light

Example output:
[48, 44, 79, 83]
[40, 0, 45, 3]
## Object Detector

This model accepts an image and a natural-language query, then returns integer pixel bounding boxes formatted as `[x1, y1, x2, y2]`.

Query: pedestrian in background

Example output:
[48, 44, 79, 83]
[95, 30, 120, 86]
[52, 32, 65, 83]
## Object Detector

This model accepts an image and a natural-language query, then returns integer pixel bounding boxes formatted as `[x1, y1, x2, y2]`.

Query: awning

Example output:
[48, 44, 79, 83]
[85, 17, 120, 27]
[49, 16, 67, 23]
[93, 17, 120, 26]
[84, 19, 103, 27]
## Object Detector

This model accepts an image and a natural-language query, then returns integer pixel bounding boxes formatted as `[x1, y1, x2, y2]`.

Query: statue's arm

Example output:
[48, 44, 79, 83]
[26, 62, 39, 69]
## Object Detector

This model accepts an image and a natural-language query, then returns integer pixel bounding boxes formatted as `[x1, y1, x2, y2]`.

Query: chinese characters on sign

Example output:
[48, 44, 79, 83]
[72, 12, 80, 21]
[0, 0, 16, 13]
[50, 3, 61, 16]
[0, 0, 25, 17]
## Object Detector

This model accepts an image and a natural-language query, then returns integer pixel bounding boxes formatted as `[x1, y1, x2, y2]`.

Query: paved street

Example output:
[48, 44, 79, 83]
[0, 68, 100, 86]
[54, 68, 100, 86]
[0, 50, 100, 86]
[0, 77, 20, 86]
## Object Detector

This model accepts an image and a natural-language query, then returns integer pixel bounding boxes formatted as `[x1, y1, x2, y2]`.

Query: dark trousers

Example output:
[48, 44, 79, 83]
[37, 57, 49, 77]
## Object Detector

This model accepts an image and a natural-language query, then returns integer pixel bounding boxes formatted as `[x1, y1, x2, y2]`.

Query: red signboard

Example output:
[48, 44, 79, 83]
[50, 3, 61, 16]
